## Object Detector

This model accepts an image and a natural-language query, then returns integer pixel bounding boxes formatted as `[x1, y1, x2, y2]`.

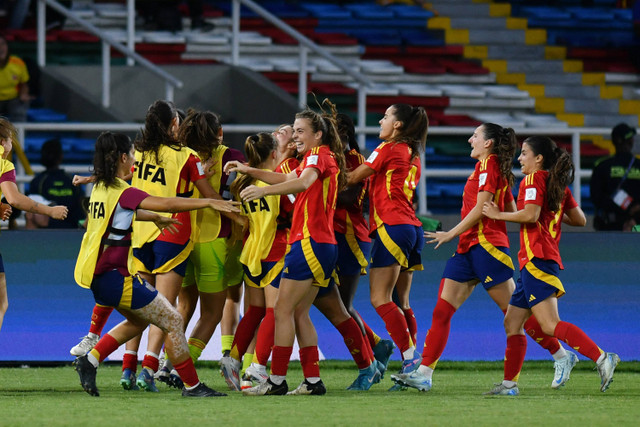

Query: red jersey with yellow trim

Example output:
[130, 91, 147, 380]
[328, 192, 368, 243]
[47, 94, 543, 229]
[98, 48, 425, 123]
[457, 154, 513, 253]
[275, 156, 300, 224]
[517, 170, 577, 270]
[334, 149, 370, 242]
[288, 146, 339, 244]
[364, 141, 421, 233]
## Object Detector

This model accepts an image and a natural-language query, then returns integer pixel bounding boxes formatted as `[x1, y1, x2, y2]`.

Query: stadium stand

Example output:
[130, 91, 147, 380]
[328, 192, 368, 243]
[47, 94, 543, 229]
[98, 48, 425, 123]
[3, 0, 637, 214]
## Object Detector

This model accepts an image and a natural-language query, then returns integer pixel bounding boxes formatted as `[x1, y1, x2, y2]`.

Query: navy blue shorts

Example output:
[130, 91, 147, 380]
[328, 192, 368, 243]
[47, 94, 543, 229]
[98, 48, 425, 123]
[510, 258, 565, 309]
[282, 237, 337, 288]
[133, 240, 189, 277]
[442, 244, 514, 289]
[91, 269, 158, 310]
[243, 260, 284, 289]
[370, 224, 424, 271]
[0, 253, 4, 273]
[335, 232, 371, 276]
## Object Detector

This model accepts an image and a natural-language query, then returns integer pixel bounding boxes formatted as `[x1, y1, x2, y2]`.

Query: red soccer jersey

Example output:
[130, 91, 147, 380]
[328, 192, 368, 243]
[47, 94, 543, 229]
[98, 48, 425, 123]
[157, 153, 206, 244]
[288, 146, 339, 244]
[334, 149, 371, 242]
[517, 170, 575, 270]
[457, 154, 512, 253]
[364, 141, 421, 233]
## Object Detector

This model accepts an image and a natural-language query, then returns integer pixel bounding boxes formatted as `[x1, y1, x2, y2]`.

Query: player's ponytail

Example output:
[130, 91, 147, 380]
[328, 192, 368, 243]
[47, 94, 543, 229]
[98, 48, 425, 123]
[230, 132, 276, 198]
[297, 103, 347, 191]
[389, 104, 428, 159]
[523, 136, 574, 212]
[484, 123, 517, 188]
[93, 132, 133, 188]
[135, 99, 180, 165]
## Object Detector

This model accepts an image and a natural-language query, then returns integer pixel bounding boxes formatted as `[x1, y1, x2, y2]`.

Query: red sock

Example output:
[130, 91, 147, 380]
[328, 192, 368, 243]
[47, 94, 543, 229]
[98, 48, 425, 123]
[173, 358, 199, 388]
[554, 321, 602, 362]
[421, 298, 456, 366]
[403, 308, 417, 347]
[336, 318, 370, 369]
[361, 319, 379, 349]
[375, 302, 411, 354]
[122, 352, 138, 372]
[299, 346, 320, 378]
[92, 333, 120, 363]
[142, 353, 159, 372]
[230, 305, 266, 360]
[524, 315, 560, 354]
[271, 346, 293, 377]
[504, 334, 527, 382]
[89, 305, 114, 336]
[255, 308, 275, 365]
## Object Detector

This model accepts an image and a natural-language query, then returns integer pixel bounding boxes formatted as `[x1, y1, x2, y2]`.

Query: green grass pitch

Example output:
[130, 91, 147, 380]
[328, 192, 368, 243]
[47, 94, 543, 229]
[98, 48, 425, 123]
[1, 360, 639, 426]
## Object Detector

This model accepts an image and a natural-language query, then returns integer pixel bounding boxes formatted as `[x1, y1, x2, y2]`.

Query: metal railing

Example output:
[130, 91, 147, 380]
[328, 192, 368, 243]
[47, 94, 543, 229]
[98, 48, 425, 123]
[36, 0, 182, 107]
[13, 122, 613, 214]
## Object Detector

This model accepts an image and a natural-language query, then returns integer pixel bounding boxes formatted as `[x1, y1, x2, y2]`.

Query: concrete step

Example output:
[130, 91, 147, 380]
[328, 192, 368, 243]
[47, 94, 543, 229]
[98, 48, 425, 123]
[564, 98, 622, 114]
[524, 73, 584, 85]
[449, 97, 535, 109]
[583, 113, 639, 127]
[544, 84, 601, 99]
[487, 45, 548, 60]
[469, 29, 527, 45]
[449, 17, 510, 30]
[507, 59, 567, 74]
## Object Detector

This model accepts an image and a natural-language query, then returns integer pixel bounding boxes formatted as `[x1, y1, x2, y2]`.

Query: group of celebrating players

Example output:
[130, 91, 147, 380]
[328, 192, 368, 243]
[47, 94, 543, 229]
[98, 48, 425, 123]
[0, 97, 619, 398]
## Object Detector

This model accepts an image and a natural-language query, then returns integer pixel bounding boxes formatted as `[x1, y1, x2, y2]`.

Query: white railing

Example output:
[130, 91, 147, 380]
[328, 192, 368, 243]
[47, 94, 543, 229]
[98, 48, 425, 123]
[12, 122, 614, 214]
[36, 0, 182, 107]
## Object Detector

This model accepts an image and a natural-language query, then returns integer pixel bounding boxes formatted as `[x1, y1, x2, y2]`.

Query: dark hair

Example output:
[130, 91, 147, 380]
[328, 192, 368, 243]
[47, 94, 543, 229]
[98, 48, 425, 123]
[40, 138, 63, 169]
[93, 132, 133, 188]
[178, 109, 222, 162]
[523, 135, 574, 212]
[388, 104, 428, 159]
[0, 116, 17, 144]
[134, 100, 180, 165]
[230, 132, 276, 198]
[481, 123, 517, 188]
[336, 113, 359, 153]
[297, 100, 347, 190]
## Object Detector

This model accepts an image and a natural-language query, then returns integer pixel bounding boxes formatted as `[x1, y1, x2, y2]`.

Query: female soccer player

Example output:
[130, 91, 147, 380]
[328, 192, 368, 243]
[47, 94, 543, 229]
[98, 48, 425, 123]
[72, 131, 238, 397]
[225, 108, 345, 395]
[347, 104, 428, 376]
[241, 124, 298, 383]
[333, 112, 395, 378]
[0, 118, 68, 332]
[130, 100, 229, 392]
[392, 124, 572, 392]
[482, 135, 619, 395]
[150, 109, 246, 388]
[218, 132, 288, 391]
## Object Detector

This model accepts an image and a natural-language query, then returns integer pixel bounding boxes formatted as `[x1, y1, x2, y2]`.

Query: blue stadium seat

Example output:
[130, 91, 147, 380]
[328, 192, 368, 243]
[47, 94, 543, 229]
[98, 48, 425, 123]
[27, 108, 68, 122]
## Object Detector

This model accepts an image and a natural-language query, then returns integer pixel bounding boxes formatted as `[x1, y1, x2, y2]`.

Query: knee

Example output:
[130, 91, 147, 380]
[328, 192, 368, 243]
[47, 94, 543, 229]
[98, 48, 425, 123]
[370, 294, 388, 309]
[166, 311, 184, 333]
[0, 299, 7, 314]
[503, 315, 522, 336]
[539, 321, 558, 337]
